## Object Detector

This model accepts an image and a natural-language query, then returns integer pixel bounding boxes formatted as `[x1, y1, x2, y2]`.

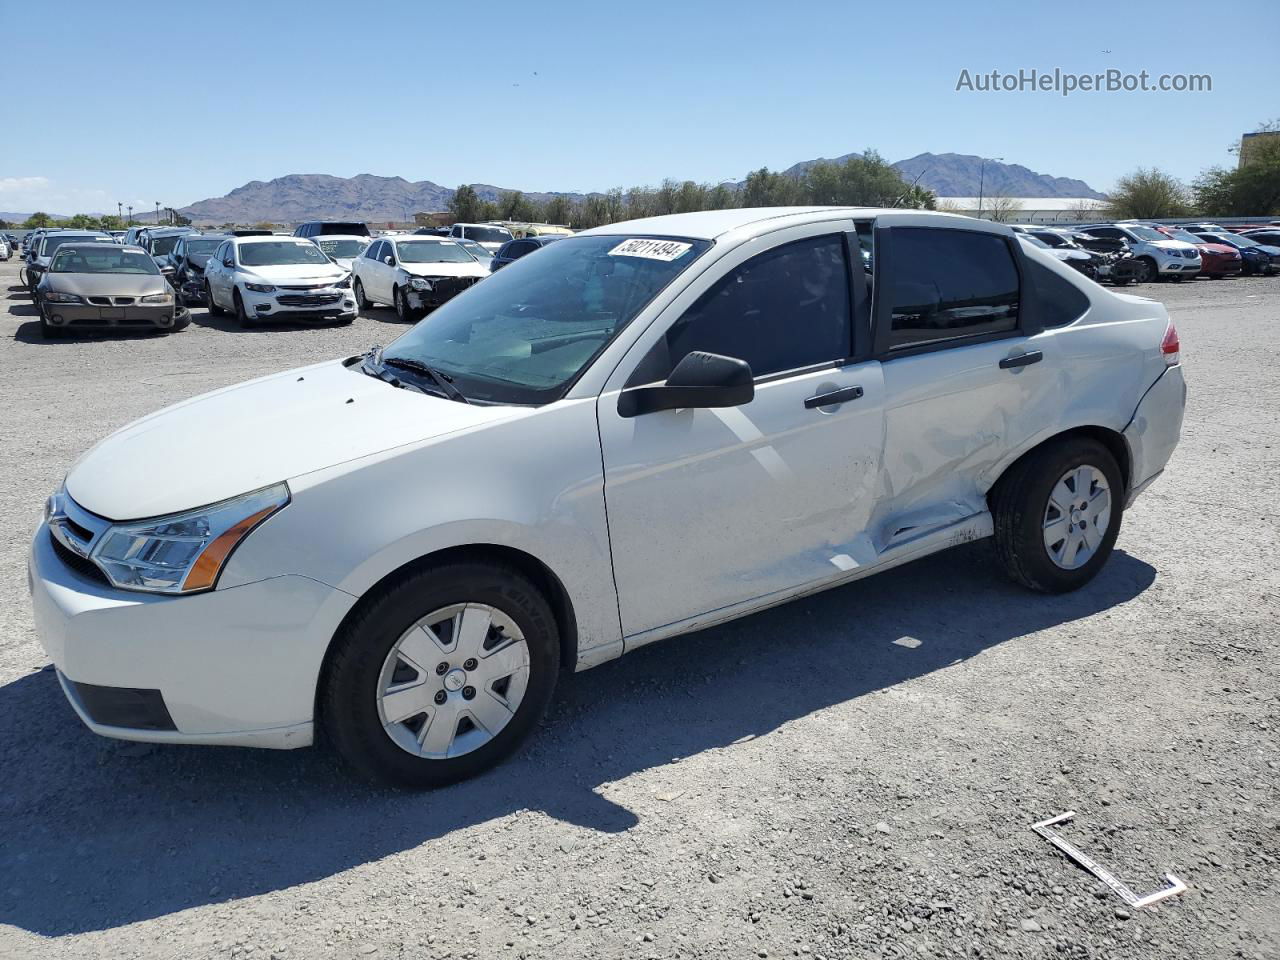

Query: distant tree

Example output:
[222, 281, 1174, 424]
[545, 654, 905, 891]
[0, 219, 11, 229]
[1195, 129, 1280, 216]
[64, 213, 101, 230]
[476, 201, 501, 221]
[1068, 199, 1107, 222]
[22, 212, 52, 228]
[981, 194, 1023, 223]
[1106, 168, 1191, 219]
[449, 184, 482, 222]
[498, 190, 540, 222]
[741, 168, 800, 207]
[97, 214, 124, 231]
[542, 195, 572, 225]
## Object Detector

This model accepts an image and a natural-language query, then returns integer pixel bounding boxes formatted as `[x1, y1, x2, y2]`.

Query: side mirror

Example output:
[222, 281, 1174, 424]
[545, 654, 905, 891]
[618, 351, 754, 418]
[222, 258, 234, 268]
[383, 255, 395, 265]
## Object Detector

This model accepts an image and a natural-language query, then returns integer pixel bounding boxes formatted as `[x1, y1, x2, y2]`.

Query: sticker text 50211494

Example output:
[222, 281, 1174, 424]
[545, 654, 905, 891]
[608, 238, 693, 262]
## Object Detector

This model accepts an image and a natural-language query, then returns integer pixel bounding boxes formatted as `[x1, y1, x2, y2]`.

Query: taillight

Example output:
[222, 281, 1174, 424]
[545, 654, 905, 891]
[1161, 321, 1180, 366]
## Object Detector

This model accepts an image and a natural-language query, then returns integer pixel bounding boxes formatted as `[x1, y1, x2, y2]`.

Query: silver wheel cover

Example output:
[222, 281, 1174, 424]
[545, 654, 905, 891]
[376, 603, 530, 760]
[1043, 465, 1111, 570]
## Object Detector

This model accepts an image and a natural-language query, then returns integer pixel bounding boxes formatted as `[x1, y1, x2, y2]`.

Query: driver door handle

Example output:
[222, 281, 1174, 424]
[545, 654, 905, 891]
[999, 350, 1043, 370]
[804, 385, 863, 409]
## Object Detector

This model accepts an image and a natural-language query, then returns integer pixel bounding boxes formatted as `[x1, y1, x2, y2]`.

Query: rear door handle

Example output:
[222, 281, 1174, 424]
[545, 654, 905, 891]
[999, 350, 1043, 370]
[804, 385, 863, 409]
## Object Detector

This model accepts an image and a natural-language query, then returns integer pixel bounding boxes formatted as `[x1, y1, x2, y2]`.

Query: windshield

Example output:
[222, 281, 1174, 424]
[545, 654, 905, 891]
[397, 239, 477, 264]
[51, 248, 160, 274]
[1165, 230, 1204, 244]
[41, 235, 105, 256]
[186, 238, 223, 255]
[316, 238, 368, 259]
[150, 236, 181, 256]
[463, 226, 513, 244]
[1221, 233, 1258, 248]
[383, 234, 710, 405]
[1020, 235, 1050, 248]
[459, 241, 493, 259]
[1127, 226, 1166, 241]
[1033, 233, 1068, 247]
[238, 240, 331, 266]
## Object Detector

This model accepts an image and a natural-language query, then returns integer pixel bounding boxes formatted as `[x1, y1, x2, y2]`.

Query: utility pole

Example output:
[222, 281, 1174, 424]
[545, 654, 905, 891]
[117, 201, 122, 225]
[127, 205, 133, 226]
[976, 157, 1003, 220]
[155, 201, 161, 225]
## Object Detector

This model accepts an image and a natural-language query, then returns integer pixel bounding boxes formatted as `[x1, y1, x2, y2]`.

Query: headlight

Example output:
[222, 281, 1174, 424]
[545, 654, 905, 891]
[141, 293, 173, 304]
[244, 282, 276, 293]
[90, 483, 289, 594]
[334, 274, 351, 289]
[42, 291, 82, 303]
[408, 277, 433, 292]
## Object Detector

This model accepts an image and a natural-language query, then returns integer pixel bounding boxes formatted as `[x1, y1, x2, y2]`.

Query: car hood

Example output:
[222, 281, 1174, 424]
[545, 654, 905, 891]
[1195, 242, 1238, 256]
[188, 252, 213, 269]
[401, 261, 489, 278]
[240, 263, 346, 283]
[1250, 243, 1280, 257]
[65, 359, 518, 521]
[1150, 239, 1198, 253]
[47, 273, 168, 297]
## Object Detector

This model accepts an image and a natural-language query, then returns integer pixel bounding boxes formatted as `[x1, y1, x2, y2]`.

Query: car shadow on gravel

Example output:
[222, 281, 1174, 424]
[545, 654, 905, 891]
[0, 544, 1156, 935]
[190, 310, 356, 334]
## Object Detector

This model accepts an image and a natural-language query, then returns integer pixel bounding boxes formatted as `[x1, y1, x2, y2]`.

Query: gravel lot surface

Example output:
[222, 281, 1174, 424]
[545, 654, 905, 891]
[0, 258, 1276, 960]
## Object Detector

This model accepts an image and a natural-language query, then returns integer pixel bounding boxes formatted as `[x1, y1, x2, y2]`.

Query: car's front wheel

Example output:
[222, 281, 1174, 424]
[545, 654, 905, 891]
[321, 561, 560, 788]
[354, 277, 371, 311]
[1133, 257, 1157, 283]
[233, 289, 255, 329]
[393, 285, 413, 322]
[991, 437, 1123, 593]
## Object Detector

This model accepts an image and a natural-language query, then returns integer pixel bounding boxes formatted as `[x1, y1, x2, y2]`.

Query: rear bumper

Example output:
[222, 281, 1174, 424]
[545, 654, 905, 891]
[1124, 364, 1186, 506]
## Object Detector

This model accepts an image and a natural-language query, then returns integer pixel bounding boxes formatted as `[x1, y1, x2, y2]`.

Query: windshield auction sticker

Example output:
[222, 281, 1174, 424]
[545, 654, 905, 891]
[608, 238, 692, 261]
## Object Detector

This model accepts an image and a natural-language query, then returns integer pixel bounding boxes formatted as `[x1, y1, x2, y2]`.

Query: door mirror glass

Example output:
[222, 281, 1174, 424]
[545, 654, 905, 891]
[618, 351, 754, 418]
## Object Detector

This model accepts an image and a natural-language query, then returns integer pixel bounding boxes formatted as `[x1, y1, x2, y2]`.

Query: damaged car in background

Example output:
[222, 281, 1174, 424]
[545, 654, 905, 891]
[35, 242, 189, 338]
[351, 236, 490, 320]
[164, 233, 231, 306]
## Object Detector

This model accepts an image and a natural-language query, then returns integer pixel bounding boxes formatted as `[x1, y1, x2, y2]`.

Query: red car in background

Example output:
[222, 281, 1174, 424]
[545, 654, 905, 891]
[1156, 226, 1243, 277]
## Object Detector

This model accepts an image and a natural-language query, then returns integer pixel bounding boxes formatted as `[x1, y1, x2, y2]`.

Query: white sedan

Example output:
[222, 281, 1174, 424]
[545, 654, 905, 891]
[29, 207, 1185, 787]
[350, 235, 490, 320]
[202, 235, 357, 327]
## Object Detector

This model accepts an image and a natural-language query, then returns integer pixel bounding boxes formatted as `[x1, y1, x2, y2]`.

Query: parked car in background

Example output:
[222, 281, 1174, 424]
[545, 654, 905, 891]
[1058, 231, 1143, 285]
[203, 236, 357, 327]
[1191, 232, 1278, 275]
[26, 230, 113, 293]
[138, 227, 194, 284]
[1238, 228, 1280, 247]
[293, 221, 371, 240]
[1016, 234, 1097, 279]
[0, 235, 10, 261]
[351, 235, 490, 320]
[28, 208, 1186, 787]
[35, 242, 188, 339]
[312, 234, 370, 271]
[1076, 223, 1201, 282]
[1154, 227, 1242, 278]
[108, 230, 127, 243]
[413, 227, 452, 237]
[166, 233, 231, 305]
[489, 235, 563, 272]
[231, 229, 274, 237]
[447, 222, 514, 252]
[122, 226, 150, 247]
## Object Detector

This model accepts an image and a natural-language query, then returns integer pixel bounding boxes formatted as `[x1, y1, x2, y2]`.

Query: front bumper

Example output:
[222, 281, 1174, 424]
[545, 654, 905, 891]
[1156, 256, 1201, 275]
[42, 299, 187, 331]
[240, 284, 356, 322]
[405, 276, 481, 312]
[28, 523, 357, 748]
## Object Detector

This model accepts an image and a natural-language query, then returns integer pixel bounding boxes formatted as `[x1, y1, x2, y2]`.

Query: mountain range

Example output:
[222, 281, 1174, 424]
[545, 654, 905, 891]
[1, 153, 1106, 226]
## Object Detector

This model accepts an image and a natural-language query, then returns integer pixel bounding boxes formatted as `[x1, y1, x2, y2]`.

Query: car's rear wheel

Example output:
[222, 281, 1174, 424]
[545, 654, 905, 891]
[322, 561, 560, 788]
[991, 437, 1123, 593]
[206, 281, 225, 316]
[354, 278, 371, 311]
[234, 289, 255, 329]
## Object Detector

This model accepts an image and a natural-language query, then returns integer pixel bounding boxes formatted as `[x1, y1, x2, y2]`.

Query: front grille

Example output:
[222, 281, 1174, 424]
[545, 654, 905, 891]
[49, 531, 109, 585]
[279, 283, 333, 291]
[87, 296, 138, 305]
[277, 293, 342, 307]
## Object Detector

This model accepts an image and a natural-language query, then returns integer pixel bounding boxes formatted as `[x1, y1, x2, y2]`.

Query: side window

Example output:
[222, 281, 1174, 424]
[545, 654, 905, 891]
[366, 241, 384, 260]
[1090, 227, 1121, 240]
[634, 234, 851, 383]
[882, 228, 1019, 350]
[1025, 259, 1089, 328]
[384, 242, 397, 263]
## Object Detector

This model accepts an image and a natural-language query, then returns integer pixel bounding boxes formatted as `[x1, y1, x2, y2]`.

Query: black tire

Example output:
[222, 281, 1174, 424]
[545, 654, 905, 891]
[393, 285, 412, 322]
[990, 437, 1124, 593]
[1134, 257, 1157, 283]
[39, 316, 63, 339]
[234, 289, 255, 329]
[354, 278, 371, 311]
[321, 561, 560, 788]
[206, 281, 226, 316]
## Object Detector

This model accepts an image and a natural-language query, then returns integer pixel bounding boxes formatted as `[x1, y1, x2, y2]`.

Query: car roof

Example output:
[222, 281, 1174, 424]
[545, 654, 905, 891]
[232, 234, 315, 244]
[579, 206, 958, 241]
[312, 234, 370, 242]
[56, 241, 140, 251]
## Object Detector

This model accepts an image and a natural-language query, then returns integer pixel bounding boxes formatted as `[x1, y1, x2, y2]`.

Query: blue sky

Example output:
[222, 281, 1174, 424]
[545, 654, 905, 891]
[0, 0, 1274, 214]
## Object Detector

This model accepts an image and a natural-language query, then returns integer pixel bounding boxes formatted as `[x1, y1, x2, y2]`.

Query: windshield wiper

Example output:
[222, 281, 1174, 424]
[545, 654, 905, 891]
[383, 356, 470, 404]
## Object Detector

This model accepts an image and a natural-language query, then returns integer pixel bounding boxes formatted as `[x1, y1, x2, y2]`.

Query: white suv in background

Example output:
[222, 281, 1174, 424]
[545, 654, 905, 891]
[203, 236, 357, 327]
[1079, 223, 1201, 282]
[351, 235, 490, 320]
[448, 222, 514, 252]
[29, 208, 1185, 788]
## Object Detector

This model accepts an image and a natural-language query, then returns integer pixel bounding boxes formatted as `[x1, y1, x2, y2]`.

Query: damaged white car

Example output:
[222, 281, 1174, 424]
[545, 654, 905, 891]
[29, 208, 1185, 787]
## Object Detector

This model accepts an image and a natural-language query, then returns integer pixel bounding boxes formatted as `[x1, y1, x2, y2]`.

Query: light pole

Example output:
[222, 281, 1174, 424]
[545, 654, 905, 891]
[976, 156, 1003, 219]
[127, 205, 133, 226]
[117, 201, 122, 225]
[155, 201, 161, 224]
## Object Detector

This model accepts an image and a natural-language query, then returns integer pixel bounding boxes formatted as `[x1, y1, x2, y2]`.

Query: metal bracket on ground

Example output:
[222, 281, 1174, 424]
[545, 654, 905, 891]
[1031, 811, 1187, 908]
